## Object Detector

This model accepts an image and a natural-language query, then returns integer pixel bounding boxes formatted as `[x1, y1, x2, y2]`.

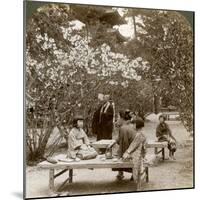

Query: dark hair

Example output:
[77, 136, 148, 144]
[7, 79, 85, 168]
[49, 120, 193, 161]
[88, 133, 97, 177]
[159, 114, 166, 121]
[119, 110, 132, 121]
[72, 115, 84, 127]
[136, 118, 144, 130]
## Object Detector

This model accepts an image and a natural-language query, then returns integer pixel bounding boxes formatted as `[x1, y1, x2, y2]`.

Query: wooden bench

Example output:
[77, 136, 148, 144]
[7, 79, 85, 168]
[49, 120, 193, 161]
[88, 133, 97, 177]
[146, 140, 168, 160]
[38, 155, 149, 195]
[92, 139, 168, 161]
[163, 112, 180, 121]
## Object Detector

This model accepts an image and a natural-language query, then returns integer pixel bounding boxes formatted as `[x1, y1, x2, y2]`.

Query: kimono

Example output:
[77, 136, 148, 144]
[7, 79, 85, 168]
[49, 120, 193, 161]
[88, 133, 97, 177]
[68, 127, 97, 160]
[116, 122, 137, 157]
[125, 131, 147, 181]
[156, 122, 176, 152]
[113, 123, 147, 180]
[156, 122, 171, 141]
[92, 101, 114, 140]
[112, 122, 138, 172]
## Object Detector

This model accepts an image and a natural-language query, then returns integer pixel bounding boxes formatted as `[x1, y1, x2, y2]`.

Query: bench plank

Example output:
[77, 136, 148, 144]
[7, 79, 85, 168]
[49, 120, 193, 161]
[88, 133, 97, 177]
[38, 159, 134, 170]
[146, 141, 168, 148]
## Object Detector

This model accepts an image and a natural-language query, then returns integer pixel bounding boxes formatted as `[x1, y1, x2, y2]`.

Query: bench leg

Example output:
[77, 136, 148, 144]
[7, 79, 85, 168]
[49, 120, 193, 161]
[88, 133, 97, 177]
[154, 147, 158, 154]
[57, 177, 70, 192]
[69, 169, 73, 183]
[49, 169, 55, 194]
[162, 148, 165, 160]
[145, 167, 149, 183]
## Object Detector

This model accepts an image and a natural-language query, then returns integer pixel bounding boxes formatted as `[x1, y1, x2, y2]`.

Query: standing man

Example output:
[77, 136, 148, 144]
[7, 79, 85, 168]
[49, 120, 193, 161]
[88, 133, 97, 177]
[92, 94, 115, 141]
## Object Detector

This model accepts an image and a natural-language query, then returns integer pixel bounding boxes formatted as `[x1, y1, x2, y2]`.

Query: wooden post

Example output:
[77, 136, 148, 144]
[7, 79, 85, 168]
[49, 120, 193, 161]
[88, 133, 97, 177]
[154, 94, 159, 114]
[69, 169, 73, 183]
[49, 169, 55, 193]
[154, 147, 158, 154]
[57, 178, 70, 192]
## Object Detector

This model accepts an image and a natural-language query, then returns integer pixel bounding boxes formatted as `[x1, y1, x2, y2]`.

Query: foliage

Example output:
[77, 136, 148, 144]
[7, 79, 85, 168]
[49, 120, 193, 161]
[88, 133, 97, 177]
[125, 10, 193, 132]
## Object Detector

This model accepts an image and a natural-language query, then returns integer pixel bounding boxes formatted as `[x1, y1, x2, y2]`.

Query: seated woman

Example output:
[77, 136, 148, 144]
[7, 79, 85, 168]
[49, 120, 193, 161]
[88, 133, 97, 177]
[156, 114, 177, 160]
[108, 110, 146, 181]
[67, 115, 97, 160]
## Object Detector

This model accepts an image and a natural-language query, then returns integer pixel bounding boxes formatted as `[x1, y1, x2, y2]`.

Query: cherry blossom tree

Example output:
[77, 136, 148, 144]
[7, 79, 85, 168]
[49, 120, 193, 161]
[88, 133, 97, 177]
[26, 4, 148, 162]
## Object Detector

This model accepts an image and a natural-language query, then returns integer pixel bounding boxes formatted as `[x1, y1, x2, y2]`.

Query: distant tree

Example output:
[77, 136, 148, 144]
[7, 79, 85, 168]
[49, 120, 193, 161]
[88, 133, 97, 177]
[130, 11, 193, 132]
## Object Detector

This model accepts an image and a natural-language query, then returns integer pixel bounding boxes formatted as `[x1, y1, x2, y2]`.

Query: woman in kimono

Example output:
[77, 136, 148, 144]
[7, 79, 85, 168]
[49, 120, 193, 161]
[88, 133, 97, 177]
[68, 115, 97, 160]
[156, 114, 177, 160]
[108, 110, 146, 181]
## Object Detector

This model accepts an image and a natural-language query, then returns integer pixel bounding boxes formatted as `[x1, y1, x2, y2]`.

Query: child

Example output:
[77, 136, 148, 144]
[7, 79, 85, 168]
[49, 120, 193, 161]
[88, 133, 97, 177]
[68, 115, 97, 160]
[123, 118, 147, 181]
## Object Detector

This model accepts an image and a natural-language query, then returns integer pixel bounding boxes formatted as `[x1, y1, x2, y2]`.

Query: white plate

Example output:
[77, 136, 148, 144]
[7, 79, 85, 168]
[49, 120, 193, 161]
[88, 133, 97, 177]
[58, 158, 74, 162]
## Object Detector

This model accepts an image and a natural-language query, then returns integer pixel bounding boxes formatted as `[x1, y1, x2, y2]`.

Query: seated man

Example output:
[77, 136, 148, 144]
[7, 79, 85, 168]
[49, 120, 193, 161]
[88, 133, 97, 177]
[108, 110, 146, 181]
[68, 115, 97, 160]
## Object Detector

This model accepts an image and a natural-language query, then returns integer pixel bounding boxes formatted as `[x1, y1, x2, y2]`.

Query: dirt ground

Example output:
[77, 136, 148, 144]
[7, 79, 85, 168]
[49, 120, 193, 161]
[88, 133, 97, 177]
[26, 121, 194, 199]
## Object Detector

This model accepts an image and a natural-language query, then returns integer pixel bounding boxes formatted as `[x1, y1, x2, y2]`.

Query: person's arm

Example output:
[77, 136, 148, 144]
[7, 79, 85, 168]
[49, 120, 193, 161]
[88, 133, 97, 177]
[107, 130, 121, 149]
[166, 123, 176, 142]
[82, 130, 90, 146]
[156, 124, 161, 138]
[126, 133, 145, 154]
[107, 140, 117, 149]
[123, 133, 146, 160]
[68, 132, 82, 150]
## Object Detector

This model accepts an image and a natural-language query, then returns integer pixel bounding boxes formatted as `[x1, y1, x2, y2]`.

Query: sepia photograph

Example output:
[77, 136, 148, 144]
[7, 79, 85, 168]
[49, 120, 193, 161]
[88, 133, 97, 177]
[24, 1, 194, 199]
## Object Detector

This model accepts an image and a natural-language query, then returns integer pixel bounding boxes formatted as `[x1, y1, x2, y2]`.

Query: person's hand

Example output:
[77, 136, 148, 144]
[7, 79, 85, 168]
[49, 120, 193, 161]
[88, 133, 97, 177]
[107, 144, 113, 149]
[87, 145, 93, 150]
[74, 144, 81, 150]
[173, 137, 177, 143]
[123, 152, 131, 160]
[107, 141, 116, 149]
[80, 144, 88, 150]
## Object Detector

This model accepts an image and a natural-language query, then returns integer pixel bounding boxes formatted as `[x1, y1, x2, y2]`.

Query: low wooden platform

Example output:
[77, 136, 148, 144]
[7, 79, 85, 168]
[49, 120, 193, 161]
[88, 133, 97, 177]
[38, 154, 149, 195]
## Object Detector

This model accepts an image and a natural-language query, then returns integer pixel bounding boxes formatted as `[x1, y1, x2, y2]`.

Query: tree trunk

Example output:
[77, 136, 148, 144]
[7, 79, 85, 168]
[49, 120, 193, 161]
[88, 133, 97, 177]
[154, 94, 159, 114]
[35, 126, 54, 159]
[133, 15, 137, 39]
